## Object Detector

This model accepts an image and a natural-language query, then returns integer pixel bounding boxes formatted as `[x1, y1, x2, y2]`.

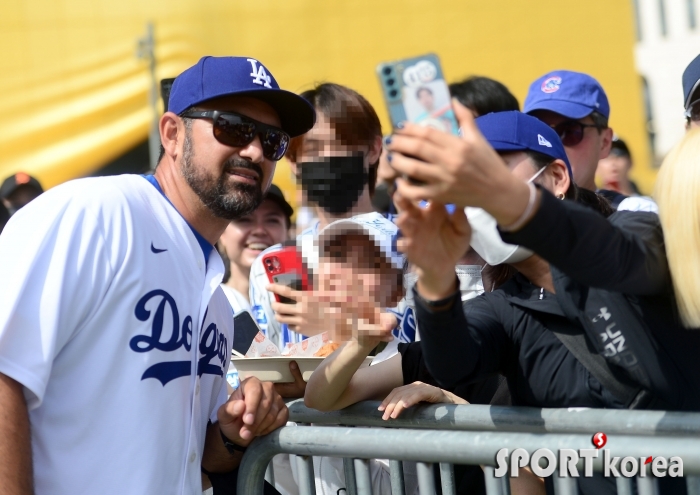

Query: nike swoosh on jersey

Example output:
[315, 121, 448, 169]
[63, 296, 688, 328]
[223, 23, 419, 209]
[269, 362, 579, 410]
[150, 242, 168, 254]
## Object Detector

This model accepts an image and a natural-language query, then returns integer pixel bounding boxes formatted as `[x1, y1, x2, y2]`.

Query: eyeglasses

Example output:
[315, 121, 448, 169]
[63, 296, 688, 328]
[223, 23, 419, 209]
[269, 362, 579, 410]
[180, 110, 290, 161]
[685, 99, 700, 122]
[550, 120, 601, 147]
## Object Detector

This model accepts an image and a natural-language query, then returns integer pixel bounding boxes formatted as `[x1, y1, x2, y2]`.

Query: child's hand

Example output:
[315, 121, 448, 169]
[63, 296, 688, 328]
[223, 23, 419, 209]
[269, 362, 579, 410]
[378, 381, 468, 420]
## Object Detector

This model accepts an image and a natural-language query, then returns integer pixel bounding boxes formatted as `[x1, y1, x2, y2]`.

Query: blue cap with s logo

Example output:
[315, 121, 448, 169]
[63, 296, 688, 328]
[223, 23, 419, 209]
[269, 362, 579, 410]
[475, 111, 572, 178]
[523, 70, 610, 120]
[168, 56, 315, 137]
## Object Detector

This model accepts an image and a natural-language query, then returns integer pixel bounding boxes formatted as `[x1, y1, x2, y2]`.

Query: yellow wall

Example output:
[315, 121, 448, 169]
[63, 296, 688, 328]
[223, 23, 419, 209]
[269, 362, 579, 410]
[1, 0, 653, 197]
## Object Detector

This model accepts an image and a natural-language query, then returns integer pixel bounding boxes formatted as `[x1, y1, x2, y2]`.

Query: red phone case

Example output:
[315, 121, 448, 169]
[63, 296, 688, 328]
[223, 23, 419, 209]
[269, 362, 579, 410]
[261, 247, 310, 303]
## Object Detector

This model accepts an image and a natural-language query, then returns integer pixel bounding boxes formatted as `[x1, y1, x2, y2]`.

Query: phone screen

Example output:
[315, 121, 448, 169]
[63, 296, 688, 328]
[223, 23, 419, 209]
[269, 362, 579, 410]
[232, 311, 262, 356]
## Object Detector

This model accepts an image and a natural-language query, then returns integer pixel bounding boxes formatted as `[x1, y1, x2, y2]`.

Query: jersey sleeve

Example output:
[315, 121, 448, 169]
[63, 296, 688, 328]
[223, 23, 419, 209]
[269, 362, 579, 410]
[0, 183, 117, 409]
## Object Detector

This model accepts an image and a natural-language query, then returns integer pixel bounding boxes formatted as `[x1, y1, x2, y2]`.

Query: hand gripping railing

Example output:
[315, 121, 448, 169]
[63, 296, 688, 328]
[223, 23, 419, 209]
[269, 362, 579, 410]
[237, 425, 700, 495]
[286, 399, 700, 436]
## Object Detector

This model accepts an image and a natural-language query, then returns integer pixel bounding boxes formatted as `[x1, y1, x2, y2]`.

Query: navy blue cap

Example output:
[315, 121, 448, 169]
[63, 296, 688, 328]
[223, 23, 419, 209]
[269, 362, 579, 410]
[524, 70, 610, 120]
[682, 54, 700, 109]
[476, 111, 572, 177]
[168, 56, 315, 137]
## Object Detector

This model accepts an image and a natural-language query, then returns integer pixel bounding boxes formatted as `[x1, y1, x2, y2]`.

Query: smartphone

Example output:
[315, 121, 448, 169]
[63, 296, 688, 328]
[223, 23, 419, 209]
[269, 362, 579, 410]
[232, 310, 262, 356]
[376, 54, 459, 184]
[261, 244, 311, 304]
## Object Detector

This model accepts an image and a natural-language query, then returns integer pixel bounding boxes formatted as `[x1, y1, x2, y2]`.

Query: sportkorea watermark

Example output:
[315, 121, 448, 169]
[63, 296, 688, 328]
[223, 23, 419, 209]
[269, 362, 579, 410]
[494, 432, 683, 479]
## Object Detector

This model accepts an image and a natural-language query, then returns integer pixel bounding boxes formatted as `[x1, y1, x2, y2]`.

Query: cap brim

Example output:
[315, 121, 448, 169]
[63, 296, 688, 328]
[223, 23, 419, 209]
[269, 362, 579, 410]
[201, 88, 315, 138]
[319, 221, 403, 270]
[525, 100, 594, 120]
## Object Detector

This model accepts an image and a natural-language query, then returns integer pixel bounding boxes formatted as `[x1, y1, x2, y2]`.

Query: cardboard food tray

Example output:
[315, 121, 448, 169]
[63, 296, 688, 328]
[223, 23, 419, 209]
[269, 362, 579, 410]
[231, 356, 374, 383]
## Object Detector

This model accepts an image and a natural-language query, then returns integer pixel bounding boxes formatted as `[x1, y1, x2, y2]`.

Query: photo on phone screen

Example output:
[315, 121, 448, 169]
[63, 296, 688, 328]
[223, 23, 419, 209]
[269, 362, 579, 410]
[232, 311, 262, 356]
[376, 53, 459, 136]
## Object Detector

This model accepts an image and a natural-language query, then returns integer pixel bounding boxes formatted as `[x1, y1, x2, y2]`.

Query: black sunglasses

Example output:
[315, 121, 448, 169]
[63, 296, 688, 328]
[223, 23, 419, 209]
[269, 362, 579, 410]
[550, 120, 600, 147]
[180, 110, 290, 161]
[685, 99, 700, 122]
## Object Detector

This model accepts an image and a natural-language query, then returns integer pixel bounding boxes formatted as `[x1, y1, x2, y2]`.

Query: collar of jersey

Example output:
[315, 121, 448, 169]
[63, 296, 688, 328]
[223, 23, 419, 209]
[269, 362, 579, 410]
[142, 174, 213, 267]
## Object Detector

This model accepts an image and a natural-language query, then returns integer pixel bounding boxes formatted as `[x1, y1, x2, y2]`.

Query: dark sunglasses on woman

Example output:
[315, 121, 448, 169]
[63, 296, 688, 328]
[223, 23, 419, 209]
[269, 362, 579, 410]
[685, 99, 700, 123]
[550, 120, 602, 147]
[180, 110, 290, 161]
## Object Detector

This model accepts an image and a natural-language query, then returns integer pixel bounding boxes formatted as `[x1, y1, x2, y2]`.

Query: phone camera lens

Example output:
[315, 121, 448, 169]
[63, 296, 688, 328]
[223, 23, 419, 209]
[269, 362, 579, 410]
[387, 78, 395, 86]
[382, 67, 392, 76]
[264, 259, 272, 265]
[389, 89, 398, 98]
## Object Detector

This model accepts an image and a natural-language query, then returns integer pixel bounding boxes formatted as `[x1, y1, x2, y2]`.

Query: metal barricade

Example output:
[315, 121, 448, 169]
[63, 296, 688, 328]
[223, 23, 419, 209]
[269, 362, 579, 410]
[238, 425, 700, 495]
[286, 399, 700, 436]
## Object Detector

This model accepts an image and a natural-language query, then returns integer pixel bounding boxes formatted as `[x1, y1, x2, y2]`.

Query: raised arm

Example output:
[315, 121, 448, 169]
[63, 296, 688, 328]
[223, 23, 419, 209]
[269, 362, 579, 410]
[501, 188, 670, 295]
[0, 374, 33, 495]
[304, 318, 403, 412]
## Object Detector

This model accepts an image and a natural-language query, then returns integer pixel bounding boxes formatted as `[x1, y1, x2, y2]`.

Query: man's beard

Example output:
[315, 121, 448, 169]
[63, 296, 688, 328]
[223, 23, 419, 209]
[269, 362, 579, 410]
[180, 130, 264, 220]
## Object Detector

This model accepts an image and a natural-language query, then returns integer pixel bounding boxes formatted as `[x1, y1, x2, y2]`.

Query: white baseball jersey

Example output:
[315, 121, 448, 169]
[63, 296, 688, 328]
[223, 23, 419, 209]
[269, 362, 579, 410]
[249, 212, 415, 349]
[0, 174, 233, 495]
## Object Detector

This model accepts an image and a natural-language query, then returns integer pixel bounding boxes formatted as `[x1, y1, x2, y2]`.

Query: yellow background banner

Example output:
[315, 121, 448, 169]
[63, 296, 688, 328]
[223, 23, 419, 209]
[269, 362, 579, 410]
[1, 0, 652, 202]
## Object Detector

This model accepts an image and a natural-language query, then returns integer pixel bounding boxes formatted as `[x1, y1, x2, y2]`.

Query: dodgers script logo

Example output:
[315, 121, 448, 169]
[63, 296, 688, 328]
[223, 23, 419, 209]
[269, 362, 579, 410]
[130, 290, 229, 385]
[541, 76, 562, 94]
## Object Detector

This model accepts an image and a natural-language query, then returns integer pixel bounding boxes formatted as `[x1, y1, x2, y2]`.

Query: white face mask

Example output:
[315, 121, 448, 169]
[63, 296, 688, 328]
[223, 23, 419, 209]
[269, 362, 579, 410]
[465, 165, 548, 266]
[403, 265, 484, 305]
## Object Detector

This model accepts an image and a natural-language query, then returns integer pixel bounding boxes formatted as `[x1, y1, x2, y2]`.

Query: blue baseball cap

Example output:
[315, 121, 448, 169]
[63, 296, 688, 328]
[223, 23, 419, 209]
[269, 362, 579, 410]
[476, 111, 572, 177]
[523, 70, 610, 120]
[682, 54, 700, 110]
[168, 56, 315, 137]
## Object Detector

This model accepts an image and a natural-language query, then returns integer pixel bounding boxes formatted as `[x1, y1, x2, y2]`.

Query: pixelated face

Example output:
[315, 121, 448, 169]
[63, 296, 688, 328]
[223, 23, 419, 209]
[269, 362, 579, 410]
[596, 154, 632, 188]
[295, 111, 371, 166]
[180, 95, 280, 220]
[417, 88, 434, 111]
[529, 110, 603, 189]
[317, 233, 399, 308]
[219, 199, 289, 270]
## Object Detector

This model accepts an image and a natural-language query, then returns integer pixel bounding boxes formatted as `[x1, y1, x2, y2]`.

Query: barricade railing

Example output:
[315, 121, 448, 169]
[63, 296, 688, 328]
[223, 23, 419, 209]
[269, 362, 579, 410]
[285, 399, 700, 436]
[237, 425, 700, 495]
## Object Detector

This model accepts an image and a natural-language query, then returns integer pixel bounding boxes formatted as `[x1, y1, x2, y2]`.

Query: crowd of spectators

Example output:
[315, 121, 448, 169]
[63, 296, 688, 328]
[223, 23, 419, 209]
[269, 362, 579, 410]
[2, 51, 700, 495]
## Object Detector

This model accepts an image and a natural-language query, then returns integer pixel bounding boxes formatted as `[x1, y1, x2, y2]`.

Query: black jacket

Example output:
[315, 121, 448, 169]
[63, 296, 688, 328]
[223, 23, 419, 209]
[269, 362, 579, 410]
[417, 189, 700, 411]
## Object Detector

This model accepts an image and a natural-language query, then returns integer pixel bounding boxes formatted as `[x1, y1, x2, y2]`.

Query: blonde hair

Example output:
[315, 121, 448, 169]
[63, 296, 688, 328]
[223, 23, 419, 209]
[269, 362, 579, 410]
[654, 129, 700, 328]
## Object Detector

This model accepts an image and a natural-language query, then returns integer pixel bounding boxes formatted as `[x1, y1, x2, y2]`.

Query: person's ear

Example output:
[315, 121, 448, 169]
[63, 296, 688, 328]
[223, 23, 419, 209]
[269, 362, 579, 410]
[598, 127, 614, 160]
[160, 112, 183, 163]
[549, 159, 571, 198]
[367, 135, 382, 166]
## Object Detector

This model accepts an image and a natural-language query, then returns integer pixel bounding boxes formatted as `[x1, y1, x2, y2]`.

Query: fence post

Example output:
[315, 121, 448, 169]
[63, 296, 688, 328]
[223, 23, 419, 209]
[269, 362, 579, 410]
[482, 466, 510, 495]
[636, 476, 659, 495]
[417, 462, 436, 495]
[687, 476, 700, 495]
[296, 455, 316, 495]
[553, 472, 578, 495]
[439, 463, 456, 495]
[616, 477, 634, 495]
[354, 458, 372, 495]
[390, 459, 406, 495]
[343, 457, 358, 495]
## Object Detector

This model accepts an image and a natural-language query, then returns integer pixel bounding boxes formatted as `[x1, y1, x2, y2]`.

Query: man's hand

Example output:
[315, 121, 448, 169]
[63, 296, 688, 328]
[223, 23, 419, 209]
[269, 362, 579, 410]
[273, 361, 307, 398]
[217, 376, 288, 446]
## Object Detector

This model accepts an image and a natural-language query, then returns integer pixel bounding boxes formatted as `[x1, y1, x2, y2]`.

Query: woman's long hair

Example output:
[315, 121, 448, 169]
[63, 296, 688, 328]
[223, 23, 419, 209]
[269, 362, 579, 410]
[654, 129, 700, 328]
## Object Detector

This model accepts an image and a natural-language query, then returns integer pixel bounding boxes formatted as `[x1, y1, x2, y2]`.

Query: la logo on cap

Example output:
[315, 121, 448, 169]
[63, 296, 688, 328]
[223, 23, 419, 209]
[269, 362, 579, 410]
[247, 59, 272, 88]
[537, 134, 552, 147]
[541, 76, 562, 94]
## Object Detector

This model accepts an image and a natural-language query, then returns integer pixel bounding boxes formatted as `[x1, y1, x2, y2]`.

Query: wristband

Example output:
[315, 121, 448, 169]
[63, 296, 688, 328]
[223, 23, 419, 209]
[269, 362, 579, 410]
[499, 182, 538, 233]
[220, 429, 248, 455]
[413, 275, 460, 310]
